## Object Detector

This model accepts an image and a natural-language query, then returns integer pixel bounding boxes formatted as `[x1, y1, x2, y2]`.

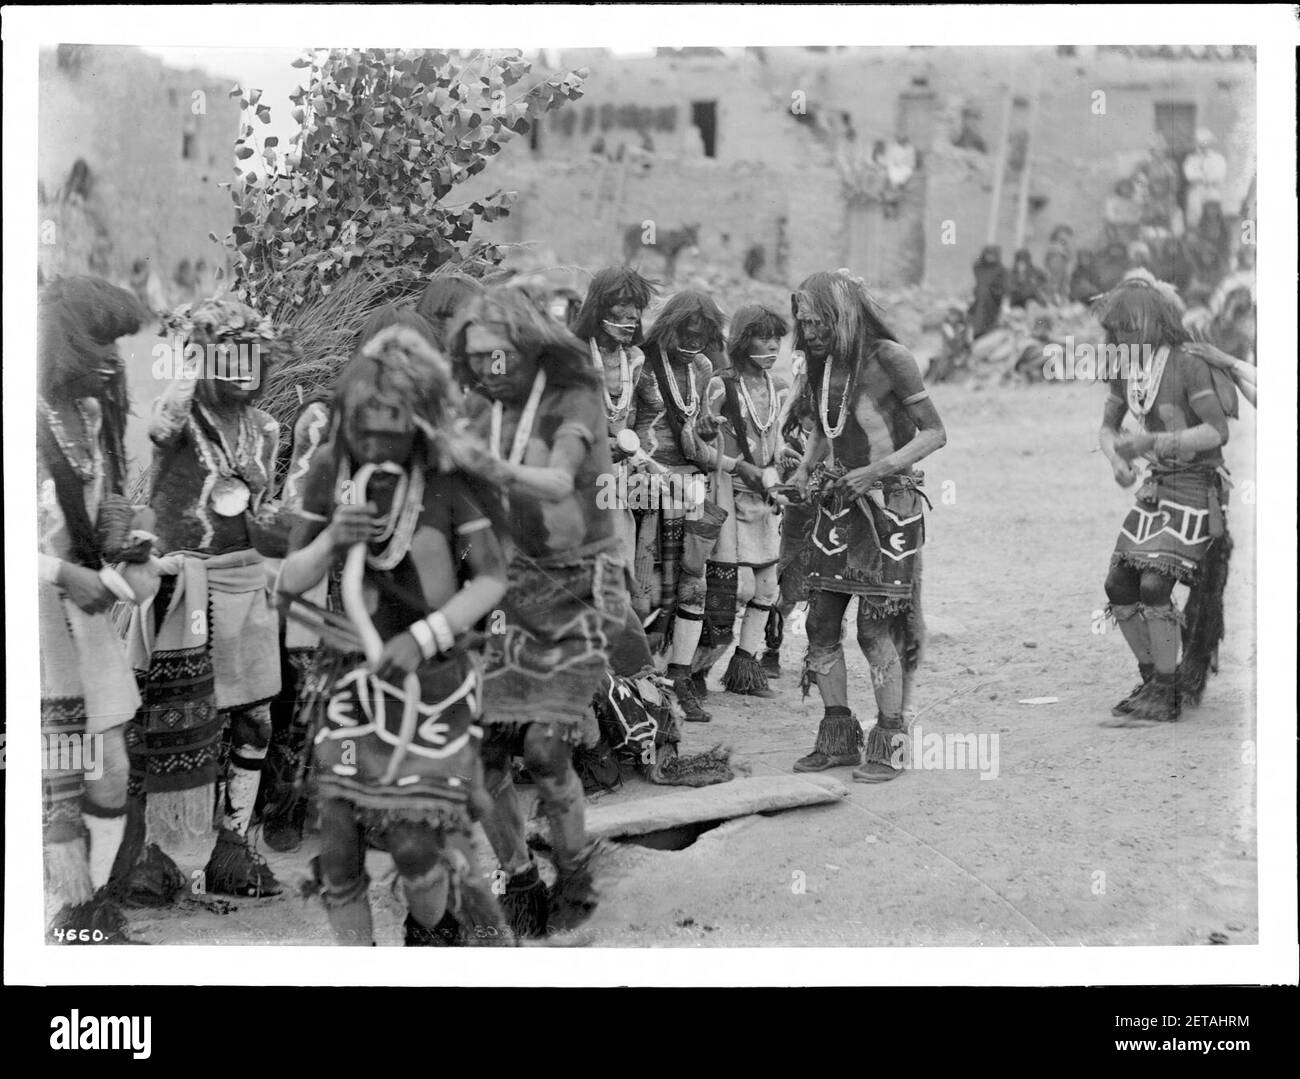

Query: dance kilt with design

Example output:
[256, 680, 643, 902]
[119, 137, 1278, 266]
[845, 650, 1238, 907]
[481, 541, 629, 744]
[312, 649, 482, 830]
[804, 473, 927, 615]
[1111, 465, 1225, 584]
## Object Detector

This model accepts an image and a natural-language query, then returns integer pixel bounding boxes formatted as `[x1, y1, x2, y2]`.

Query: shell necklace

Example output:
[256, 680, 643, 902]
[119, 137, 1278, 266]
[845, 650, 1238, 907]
[1127, 345, 1170, 423]
[490, 369, 548, 466]
[663, 356, 700, 420]
[193, 403, 261, 519]
[590, 338, 633, 416]
[820, 356, 852, 440]
[738, 370, 779, 433]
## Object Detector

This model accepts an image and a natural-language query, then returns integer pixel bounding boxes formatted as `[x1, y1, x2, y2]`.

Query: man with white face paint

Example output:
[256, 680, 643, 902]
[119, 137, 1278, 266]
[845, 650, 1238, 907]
[571, 266, 659, 570]
[445, 287, 630, 936]
[788, 271, 946, 781]
[632, 289, 731, 721]
[122, 299, 285, 901]
[682, 304, 789, 697]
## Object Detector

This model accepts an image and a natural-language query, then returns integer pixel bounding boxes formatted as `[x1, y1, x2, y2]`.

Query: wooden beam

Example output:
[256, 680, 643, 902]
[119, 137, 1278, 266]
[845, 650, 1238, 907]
[529, 774, 849, 842]
[986, 85, 1015, 245]
[1013, 66, 1044, 250]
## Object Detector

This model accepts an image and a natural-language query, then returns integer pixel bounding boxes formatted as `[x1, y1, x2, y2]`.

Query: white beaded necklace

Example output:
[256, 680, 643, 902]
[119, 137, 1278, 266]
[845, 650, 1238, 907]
[820, 356, 852, 439]
[738, 369, 779, 433]
[1126, 345, 1170, 422]
[489, 369, 548, 465]
[589, 337, 632, 416]
[663, 356, 700, 419]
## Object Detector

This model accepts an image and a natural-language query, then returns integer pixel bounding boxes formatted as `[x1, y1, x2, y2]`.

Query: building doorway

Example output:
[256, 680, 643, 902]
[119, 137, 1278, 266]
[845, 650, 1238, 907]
[690, 100, 717, 158]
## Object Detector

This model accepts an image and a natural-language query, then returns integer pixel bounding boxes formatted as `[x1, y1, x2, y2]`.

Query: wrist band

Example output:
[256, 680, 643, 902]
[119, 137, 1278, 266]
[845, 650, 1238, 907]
[408, 619, 437, 660]
[425, 611, 455, 655]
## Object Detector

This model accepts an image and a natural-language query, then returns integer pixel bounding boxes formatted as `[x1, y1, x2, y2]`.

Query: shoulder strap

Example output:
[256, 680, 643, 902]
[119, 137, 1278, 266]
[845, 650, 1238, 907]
[720, 374, 758, 467]
[37, 411, 103, 569]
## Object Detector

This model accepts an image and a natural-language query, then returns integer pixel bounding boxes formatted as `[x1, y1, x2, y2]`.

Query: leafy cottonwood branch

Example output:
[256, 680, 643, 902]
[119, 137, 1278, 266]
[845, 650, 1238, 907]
[215, 48, 587, 317]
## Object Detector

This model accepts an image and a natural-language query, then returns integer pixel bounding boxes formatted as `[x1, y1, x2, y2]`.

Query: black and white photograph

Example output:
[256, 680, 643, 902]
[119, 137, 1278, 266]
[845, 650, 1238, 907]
[4, 5, 1296, 998]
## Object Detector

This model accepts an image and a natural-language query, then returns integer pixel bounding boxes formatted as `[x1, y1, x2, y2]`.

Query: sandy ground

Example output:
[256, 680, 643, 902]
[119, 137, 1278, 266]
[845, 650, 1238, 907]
[114, 370, 1257, 948]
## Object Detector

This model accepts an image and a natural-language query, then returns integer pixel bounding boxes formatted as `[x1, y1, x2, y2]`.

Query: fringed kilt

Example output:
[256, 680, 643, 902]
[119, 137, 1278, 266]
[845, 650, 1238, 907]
[312, 650, 482, 831]
[481, 544, 629, 738]
[778, 498, 816, 608]
[804, 479, 926, 615]
[1111, 467, 1224, 585]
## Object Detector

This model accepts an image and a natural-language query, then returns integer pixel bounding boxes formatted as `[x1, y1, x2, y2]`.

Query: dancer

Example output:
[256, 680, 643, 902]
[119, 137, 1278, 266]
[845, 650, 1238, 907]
[38, 276, 152, 941]
[682, 304, 789, 697]
[415, 273, 485, 352]
[446, 287, 631, 936]
[788, 271, 946, 780]
[121, 298, 284, 899]
[631, 289, 728, 720]
[1097, 277, 1237, 725]
[572, 266, 658, 571]
[260, 308, 445, 852]
[279, 321, 508, 944]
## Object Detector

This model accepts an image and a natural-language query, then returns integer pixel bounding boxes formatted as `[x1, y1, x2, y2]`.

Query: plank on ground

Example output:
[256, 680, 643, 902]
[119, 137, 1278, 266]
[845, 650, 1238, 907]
[566, 774, 849, 840]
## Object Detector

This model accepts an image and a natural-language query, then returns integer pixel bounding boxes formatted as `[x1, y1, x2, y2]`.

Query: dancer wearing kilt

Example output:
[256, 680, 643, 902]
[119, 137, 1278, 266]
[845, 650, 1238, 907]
[572, 266, 658, 570]
[446, 287, 632, 936]
[38, 276, 153, 941]
[119, 299, 285, 900]
[631, 290, 728, 721]
[681, 304, 790, 698]
[788, 271, 946, 781]
[279, 320, 509, 945]
[1097, 277, 1238, 726]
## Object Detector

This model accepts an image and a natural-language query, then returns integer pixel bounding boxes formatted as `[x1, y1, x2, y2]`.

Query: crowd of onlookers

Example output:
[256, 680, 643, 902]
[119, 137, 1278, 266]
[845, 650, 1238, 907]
[946, 126, 1256, 381]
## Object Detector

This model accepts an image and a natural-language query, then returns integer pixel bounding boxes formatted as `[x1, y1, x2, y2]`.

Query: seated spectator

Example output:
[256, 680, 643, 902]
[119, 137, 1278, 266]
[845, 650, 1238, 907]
[1043, 241, 1072, 306]
[968, 244, 1007, 339]
[1153, 235, 1193, 294]
[1104, 178, 1143, 246]
[1006, 248, 1047, 309]
[1069, 250, 1105, 304]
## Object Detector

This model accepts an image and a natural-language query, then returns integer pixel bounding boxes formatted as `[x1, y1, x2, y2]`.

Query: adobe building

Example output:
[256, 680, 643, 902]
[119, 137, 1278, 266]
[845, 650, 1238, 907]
[465, 45, 1256, 294]
[37, 44, 241, 291]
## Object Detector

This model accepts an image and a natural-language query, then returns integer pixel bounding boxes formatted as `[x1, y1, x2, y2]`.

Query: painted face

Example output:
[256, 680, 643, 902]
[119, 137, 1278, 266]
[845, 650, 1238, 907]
[746, 334, 781, 371]
[794, 294, 830, 360]
[342, 388, 416, 466]
[600, 298, 641, 346]
[673, 314, 711, 363]
[1106, 321, 1147, 353]
[211, 377, 257, 407]
[465, 323, 538, 403]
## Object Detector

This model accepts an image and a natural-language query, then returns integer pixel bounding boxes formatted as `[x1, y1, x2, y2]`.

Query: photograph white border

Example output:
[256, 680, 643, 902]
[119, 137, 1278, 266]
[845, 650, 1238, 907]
[5, 3, 1296, 987]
